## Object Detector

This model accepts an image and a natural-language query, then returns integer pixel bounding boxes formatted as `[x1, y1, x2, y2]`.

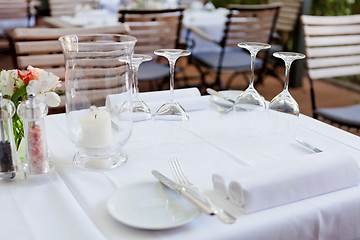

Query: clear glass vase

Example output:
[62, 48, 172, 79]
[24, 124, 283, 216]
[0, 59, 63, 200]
[59, 34, 136, 170]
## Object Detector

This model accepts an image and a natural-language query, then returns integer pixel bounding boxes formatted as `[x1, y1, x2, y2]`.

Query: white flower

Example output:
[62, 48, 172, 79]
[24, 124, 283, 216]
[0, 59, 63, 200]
[26, 71, 62, 107]
[44, 92, 61, 107]
[0, 70, 17, 96]
[38, 71, 61, 92]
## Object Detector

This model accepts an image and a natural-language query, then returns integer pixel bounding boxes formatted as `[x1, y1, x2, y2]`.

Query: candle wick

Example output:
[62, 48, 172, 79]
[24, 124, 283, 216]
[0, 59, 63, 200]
[95, 114, 97, 119]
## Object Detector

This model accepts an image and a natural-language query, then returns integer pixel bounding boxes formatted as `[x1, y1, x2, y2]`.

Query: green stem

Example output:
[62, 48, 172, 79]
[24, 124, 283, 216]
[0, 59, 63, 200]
[12, 113, 24, 149]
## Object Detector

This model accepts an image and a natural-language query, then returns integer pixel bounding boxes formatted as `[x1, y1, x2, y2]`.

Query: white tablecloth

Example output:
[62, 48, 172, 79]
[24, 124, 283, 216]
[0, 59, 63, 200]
[2, 93, 360, 240]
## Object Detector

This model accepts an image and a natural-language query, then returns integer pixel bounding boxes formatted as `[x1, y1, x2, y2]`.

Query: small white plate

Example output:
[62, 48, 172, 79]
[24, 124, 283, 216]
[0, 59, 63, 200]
[107, 181, 201, 230]
[210, 90, 243, 108]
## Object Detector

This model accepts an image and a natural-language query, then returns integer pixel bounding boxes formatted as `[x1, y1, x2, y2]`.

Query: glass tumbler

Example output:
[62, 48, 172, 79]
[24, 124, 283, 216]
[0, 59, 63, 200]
[59, 34, 136, 170]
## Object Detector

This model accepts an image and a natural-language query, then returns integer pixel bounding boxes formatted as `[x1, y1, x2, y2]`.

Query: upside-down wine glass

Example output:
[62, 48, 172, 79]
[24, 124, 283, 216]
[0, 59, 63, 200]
[130, 54, 153, 121]
[154, 49, 191, 121]
[235, 42, 271, 111]
[268, 52, 306, 138]
[268, 52, 306, 116]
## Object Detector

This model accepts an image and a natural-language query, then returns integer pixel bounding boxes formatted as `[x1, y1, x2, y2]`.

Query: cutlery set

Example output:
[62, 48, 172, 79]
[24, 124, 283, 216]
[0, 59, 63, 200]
[152, 159, 237, 224]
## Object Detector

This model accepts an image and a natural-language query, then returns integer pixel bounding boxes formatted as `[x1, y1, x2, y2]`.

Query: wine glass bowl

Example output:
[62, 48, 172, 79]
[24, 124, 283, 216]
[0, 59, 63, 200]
[154, 49, 191, 121]
[268, 91, 300, 116]
[235, 42, 271, 111]
[269, 52, 306, 116]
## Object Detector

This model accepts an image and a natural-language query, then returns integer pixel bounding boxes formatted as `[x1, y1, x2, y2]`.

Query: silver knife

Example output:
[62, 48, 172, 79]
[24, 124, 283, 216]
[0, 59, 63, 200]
[152, 170, 215, 215]
[206, 88, 235, 104]
[152, 170, 237, 224]
[296, 138, 323, 153]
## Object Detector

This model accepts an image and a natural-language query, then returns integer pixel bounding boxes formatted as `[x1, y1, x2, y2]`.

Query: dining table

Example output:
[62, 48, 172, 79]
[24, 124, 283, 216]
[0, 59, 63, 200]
[40, 6, 228, 53]
[2, 88, 360, 240]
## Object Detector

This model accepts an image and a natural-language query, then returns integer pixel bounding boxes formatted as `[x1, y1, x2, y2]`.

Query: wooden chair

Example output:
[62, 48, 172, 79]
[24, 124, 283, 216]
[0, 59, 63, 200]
[0, 0, 33, 51]
[118, 8, 185, 90]
[48, 0, 100, 16]
[302, 14, 360, 128]
[267, 0, 303, 83]
[186, 3, 281, 90]
[0, 0, 31, 24]
[268, 0, 303, 49]
[7, 24, 130, 113]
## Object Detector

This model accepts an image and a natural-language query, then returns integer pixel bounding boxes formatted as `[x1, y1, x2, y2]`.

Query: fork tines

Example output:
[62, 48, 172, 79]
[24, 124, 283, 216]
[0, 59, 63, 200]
[169, 157, 191, 186]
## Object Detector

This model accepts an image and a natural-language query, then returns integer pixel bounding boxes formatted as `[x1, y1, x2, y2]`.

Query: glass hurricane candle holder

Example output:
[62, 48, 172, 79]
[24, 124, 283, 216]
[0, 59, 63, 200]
[59, 34, 136, 170]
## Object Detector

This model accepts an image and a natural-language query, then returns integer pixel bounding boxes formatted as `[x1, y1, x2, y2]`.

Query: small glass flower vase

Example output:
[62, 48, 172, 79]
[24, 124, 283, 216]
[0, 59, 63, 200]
[0, 93, 20, 180]
[17, 93, 53, 175]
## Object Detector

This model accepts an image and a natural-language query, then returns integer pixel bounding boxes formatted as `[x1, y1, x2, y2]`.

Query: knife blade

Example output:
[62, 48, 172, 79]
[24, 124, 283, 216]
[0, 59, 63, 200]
[206, 88, 235, 104]
[152, 170, 215, 215]
[296, 138, 323, 153]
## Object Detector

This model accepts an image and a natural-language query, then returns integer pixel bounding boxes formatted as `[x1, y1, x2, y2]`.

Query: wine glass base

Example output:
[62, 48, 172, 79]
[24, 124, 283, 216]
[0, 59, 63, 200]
[73, 149, 127, 170]
[132, 100, 152, 121]
[154, 102, 189, 121]
[269, 92, 300, 116]
[235, 89, 266, 111]
[235, 103, 265, 112]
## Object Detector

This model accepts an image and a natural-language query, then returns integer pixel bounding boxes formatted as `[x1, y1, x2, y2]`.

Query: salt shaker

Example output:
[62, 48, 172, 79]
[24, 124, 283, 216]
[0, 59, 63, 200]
[17, 93, 53, 174]
[0, 93, 19, 180]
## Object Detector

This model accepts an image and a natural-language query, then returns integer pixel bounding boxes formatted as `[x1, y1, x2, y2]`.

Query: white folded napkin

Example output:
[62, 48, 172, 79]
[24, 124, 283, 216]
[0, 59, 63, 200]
[106, 87, 209, 114]
[213, 166, 263, 199]
[213, 152, 360, 214]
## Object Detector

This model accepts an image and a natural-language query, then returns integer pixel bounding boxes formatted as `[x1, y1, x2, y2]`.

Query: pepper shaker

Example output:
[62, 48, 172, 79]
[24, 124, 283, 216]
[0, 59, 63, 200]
[0, 93, 19, 180]
[17, 93, 53, 174]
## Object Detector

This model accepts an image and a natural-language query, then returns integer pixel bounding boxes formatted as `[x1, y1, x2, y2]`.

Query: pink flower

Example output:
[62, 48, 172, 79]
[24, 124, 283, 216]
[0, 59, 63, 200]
[27, 66, 45, 80]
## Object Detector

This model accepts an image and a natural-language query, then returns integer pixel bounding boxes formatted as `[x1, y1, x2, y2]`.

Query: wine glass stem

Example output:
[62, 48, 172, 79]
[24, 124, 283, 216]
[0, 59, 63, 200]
[133, 66, 139, 98]
[284, 60, 293, 91]
[169, 60, 175, 101]
[249, 52, 256, 88]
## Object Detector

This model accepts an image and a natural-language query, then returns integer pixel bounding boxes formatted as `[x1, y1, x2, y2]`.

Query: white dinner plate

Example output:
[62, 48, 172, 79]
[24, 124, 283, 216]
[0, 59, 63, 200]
[210, 90, 243, 108]
[107, 181, 201, 230]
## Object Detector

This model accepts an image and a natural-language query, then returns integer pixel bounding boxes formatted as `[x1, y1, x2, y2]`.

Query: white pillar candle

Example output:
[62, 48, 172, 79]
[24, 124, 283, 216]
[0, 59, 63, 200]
[79, 108, 112, 148]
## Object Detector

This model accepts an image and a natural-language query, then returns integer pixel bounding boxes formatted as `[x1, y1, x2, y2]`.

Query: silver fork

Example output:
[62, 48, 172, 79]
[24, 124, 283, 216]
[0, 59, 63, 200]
[169, 158, 237, 224]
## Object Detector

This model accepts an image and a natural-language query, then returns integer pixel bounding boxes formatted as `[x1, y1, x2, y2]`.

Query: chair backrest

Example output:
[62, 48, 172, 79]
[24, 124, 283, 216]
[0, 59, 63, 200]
[301, 14, 360, 80]
[48, 0, 100, 16]
[118, 8, 185, 55]
[0, 0, 32, 29]
[7, 24, 130, 112]
[0, 0, 30, 20]
[268, 0, 303, 33]
[224, 3, 282, 48]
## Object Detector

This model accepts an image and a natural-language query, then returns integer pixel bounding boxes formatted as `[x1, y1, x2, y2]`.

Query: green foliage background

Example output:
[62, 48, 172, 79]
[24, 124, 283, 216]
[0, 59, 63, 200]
[210, 0, 360, 15]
